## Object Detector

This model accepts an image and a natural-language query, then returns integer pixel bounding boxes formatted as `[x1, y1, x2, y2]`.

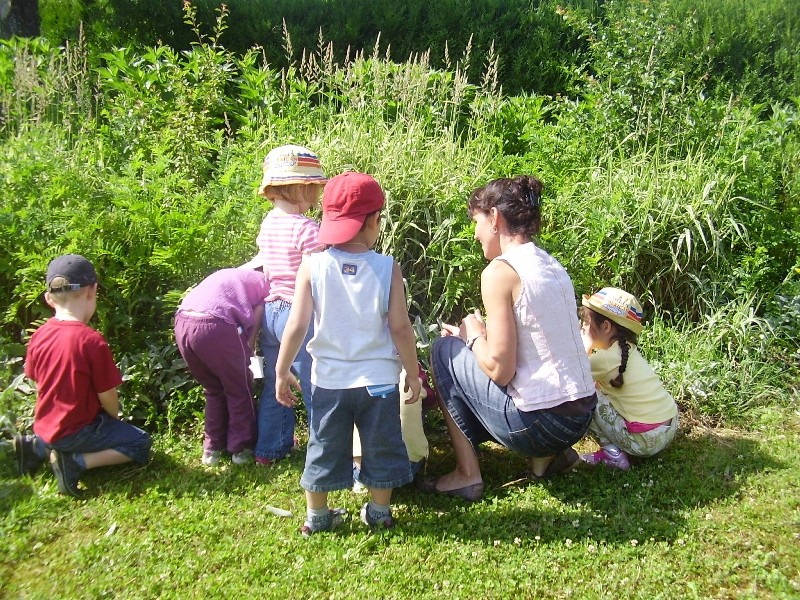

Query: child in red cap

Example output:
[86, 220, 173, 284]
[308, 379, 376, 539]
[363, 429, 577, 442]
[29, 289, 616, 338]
[274, 172, 421, 535]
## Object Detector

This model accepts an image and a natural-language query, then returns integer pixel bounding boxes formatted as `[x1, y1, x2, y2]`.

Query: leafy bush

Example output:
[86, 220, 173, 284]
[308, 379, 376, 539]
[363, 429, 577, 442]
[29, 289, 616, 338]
[2, 1, 798, 425]
[40, 0, 595, 97]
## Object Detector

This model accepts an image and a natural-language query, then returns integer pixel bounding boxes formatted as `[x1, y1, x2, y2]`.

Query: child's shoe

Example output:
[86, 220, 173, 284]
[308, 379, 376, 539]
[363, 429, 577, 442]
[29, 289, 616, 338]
[256, 440, 298, 466]
[351, 462, 368, 493]
[202, 450, 222, 466]
[581, 446, 631, 470]
[231, 449, 254, 465]
[300, 508, 349, 537]
[13, 434, 45, 476]
[360, 502, 395, 530]
[49, 450, 84, 497]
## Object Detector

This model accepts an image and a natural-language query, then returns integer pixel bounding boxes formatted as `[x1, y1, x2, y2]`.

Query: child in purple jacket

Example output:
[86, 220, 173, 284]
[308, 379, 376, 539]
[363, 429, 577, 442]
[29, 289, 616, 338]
[174, 265, 269, 466]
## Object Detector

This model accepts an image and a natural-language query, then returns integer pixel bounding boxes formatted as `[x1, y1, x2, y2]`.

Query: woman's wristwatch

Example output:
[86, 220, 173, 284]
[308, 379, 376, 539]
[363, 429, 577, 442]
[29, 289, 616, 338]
[466, 334, 485, 350]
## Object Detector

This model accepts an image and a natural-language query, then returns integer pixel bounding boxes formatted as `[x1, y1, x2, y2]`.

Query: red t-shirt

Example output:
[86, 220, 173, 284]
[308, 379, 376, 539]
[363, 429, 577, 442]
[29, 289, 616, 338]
[24, 318, 123, 444]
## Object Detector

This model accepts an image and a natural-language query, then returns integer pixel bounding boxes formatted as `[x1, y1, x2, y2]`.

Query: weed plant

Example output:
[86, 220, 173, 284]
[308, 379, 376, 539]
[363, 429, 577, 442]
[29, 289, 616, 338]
[1, 2, 798, 425]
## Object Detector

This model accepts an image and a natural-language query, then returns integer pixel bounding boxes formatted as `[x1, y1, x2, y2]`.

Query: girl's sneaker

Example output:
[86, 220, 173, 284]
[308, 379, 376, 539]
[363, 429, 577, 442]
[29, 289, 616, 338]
[300, 508, 349, 537]
[202, 450, 221, 466]
[581, 447, 630, 470]
[232, 449, 254, 465]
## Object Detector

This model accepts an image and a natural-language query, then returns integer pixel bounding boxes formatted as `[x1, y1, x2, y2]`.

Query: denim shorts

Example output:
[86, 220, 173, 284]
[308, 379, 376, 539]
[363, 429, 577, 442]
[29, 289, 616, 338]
[48, 412, 151, 464]
[431, 336, 594, 458]
[300, 385, 412, 493]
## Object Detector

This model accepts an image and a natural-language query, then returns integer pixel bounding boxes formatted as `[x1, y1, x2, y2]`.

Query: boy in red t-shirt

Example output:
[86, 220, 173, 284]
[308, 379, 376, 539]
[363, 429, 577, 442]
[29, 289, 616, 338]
[14, 254, 151, 497]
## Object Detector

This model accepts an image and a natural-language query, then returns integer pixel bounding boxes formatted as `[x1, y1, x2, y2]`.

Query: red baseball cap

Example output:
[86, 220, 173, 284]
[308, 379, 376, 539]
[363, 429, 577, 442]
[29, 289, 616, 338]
[318, 172, 385, 244]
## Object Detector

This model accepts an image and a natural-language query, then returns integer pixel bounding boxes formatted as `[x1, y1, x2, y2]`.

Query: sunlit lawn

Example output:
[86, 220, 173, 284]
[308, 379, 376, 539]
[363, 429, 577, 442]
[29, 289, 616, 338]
[2, 408, 799, 599]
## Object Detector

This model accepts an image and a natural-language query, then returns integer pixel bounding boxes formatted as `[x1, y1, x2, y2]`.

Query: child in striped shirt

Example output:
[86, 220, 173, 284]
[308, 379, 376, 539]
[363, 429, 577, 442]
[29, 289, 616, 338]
[251, 145, 328, 465]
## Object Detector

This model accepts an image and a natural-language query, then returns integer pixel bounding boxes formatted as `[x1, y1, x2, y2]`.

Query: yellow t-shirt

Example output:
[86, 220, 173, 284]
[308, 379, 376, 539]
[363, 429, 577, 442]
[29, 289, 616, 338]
[589, 342, 677, 424]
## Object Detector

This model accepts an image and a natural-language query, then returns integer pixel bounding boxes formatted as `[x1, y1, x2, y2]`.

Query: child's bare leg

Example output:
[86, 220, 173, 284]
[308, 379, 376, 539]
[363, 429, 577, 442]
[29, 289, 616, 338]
[305, 490, 328, 510]
[367, 487, 391, 506]
[82, 449, 133, 469]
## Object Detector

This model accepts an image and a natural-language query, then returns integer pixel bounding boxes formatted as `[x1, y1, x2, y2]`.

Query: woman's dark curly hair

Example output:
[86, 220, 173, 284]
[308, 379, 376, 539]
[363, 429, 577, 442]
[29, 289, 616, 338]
[582, 307, 639, 388]
[467, 175, 543, 238]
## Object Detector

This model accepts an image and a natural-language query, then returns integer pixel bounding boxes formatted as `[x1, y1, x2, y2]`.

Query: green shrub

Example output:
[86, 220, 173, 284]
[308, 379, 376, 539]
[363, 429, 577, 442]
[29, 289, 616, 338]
[2, 2, 798, 425]
[41, 0, 596, 97]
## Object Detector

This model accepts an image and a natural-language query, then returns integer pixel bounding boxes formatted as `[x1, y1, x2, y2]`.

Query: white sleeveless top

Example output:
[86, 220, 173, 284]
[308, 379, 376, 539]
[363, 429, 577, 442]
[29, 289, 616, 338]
[306, 248, 401, 388]
[498, 243, 594, 411]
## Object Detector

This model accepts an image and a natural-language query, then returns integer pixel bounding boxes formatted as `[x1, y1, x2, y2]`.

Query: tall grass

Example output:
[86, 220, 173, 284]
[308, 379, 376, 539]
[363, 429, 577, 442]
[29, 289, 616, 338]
[548, 146, 750, 318]
[296, 47, 501, 318]
[0, 35, 92, 137]
[1, 1, 798, 424]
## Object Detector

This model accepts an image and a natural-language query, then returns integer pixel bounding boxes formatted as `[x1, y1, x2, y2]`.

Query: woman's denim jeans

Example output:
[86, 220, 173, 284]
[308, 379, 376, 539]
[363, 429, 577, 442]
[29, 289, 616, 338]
[431, 336, 593, 458]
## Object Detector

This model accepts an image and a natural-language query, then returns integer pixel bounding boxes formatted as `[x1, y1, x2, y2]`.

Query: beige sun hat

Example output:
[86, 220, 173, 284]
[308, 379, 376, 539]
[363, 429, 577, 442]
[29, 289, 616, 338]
[257, 145, 327, 197]
[582, 287, 644, 334]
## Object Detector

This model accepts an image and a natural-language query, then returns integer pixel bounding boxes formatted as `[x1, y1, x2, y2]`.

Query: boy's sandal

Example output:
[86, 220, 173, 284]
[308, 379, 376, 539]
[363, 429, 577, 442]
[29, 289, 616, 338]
[300, 507, 349, 537]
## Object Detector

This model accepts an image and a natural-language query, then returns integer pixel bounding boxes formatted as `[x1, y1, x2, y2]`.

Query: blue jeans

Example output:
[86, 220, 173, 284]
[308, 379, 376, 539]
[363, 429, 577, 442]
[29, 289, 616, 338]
[431, 336, 594, 458]
[48, 412, 151, 464]
[301, 386, 413, 493]
[256, 299, 313, 460]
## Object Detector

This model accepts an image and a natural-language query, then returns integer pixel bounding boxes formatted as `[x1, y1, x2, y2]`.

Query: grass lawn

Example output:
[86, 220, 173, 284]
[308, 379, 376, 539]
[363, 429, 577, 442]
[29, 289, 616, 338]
[1, 408, 798, 599]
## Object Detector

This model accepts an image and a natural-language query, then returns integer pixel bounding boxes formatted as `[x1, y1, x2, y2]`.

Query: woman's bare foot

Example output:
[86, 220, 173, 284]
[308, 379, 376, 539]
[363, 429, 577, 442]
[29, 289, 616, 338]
[530, 455, 555, 478]
[431, 470, 482, 491]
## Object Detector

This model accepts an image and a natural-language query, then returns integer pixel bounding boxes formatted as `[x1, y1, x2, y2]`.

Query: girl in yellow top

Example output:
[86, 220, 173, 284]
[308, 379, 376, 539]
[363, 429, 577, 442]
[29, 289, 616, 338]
[579, 288, 679, 469]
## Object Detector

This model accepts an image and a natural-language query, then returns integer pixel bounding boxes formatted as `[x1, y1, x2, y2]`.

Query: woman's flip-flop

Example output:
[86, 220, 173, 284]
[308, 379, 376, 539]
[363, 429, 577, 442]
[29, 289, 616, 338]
[417, 475, 484, 502]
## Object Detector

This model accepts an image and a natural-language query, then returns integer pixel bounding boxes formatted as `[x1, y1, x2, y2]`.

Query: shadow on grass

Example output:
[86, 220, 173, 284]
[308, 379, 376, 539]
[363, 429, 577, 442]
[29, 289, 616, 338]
[0, 419, 783, 546]
[400, 424, 783, 545]
[84, 445, 308, 500]
[0, 438, 306, 507]
[0, 457, 50, 510]
[0, 478, 36, 507]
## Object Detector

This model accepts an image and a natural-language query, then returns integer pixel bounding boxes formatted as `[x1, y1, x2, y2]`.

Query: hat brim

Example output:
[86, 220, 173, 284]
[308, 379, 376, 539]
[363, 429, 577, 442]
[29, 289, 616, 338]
[317, 214, 368, 245]
[258, 176, 328, 197]
[582, 295, 644, 334]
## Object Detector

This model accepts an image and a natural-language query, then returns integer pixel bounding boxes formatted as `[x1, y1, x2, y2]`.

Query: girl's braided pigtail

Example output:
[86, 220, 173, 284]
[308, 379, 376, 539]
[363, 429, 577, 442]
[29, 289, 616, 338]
[609, 337, 629, 388]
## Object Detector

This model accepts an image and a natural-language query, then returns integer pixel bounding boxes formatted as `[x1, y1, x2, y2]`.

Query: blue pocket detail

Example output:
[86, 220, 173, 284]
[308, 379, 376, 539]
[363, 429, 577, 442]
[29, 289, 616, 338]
[366, 384, 396, 398]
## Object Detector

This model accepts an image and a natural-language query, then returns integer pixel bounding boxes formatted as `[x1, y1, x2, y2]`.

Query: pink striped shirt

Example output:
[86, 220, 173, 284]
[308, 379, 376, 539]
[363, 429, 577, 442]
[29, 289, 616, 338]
[255, 210, 320, 302]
